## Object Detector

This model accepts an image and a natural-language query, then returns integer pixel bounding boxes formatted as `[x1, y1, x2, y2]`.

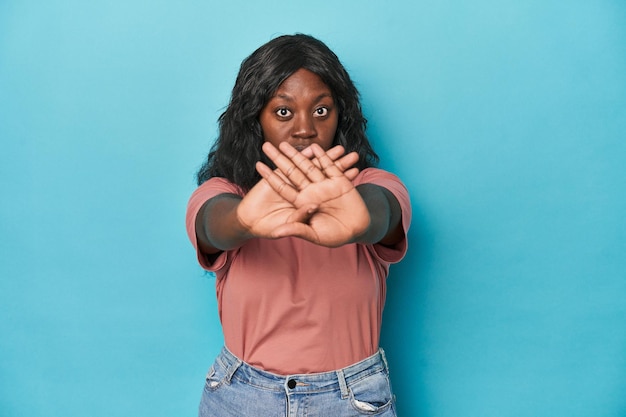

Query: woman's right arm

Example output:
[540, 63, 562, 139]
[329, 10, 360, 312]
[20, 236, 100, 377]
[194, 144, 360, 255]
[195, 193, 253, 255]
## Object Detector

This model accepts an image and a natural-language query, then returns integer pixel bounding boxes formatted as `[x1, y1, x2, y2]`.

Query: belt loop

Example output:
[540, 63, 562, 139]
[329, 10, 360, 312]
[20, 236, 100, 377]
[224, 357, 242, 385]
[379, 348, 390, 374]
[336, 370, 349, 399]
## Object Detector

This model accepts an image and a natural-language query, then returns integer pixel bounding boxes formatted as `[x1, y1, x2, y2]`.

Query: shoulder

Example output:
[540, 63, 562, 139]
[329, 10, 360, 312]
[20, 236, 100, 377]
[186, 177, 245, 244]
[354, 168, 409, 201]
[190, 177, 245, 204]
[353, 167, 401, 183]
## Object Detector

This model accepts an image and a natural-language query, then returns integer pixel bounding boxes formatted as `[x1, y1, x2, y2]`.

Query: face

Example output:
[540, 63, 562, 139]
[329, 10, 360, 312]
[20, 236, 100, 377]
[259, 68, 338, 151]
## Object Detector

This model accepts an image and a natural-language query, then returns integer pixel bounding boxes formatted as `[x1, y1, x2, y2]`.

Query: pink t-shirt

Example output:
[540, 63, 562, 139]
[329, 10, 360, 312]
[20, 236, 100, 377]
[186, 168, 411, 374]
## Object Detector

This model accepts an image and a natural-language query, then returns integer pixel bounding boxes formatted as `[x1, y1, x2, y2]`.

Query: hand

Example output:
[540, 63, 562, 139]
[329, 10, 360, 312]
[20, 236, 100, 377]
[235, 143, 361, 241]
[255, 142, 371, 247]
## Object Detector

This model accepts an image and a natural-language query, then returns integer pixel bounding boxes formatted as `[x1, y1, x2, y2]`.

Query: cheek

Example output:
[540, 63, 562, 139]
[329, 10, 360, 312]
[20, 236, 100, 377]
[259, 114, 277, 139]
[260, 121, 291, 147]
[258, 113, 270, 135]
[326, 116, 339, 139]
[262, 122, 286, 140]
[319, 123, 338, 150]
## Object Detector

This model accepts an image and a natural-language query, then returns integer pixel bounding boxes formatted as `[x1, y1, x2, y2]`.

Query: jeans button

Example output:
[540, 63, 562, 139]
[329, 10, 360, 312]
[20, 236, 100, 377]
[287, 379, 297, 389]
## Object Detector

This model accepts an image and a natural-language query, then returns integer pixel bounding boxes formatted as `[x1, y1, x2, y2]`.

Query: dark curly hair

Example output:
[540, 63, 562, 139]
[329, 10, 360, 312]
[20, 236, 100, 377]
[196, 34, 379, 189]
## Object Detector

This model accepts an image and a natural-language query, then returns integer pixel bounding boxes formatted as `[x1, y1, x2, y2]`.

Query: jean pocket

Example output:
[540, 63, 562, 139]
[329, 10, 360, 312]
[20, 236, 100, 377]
[349, 370, 394, 415]
[204, 363, 227, 392]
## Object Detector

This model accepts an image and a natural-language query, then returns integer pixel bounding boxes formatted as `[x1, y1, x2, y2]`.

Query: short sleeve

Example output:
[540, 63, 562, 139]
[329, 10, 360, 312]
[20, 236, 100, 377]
[185, 177, 244, 271]
[354, 168, 412, 264]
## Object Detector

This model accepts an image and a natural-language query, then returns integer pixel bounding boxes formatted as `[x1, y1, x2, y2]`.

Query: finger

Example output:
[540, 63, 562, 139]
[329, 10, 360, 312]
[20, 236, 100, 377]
[273, 168, 291, 183]
[300, 146, 314, 159]
[333, 151, 359, 172]
[306, 145, 355, 174]
[344, 167, 360, 181]
[255, 161, 299, 203]
[287, 204, 318, 224]
[256, 160, 284, 180]
[323, 145, 347, 161]
[298, 144, 355, 174]
[308, 143, 350, 178]
[262, 142, 313, 189]
[277, 142, 327, 184]
[302, 144, 346, 162]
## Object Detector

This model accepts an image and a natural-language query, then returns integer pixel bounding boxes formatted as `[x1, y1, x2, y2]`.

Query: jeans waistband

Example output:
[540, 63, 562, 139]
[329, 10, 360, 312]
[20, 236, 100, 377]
[215, 346, 390, 397]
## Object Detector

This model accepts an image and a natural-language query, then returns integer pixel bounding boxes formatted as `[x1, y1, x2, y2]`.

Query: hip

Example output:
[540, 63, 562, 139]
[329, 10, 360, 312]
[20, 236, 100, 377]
[198, 346, 397, 416]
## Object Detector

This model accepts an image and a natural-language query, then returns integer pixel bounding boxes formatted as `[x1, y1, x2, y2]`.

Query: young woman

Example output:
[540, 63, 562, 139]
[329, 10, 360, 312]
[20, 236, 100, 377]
[186, 34, 411, 416]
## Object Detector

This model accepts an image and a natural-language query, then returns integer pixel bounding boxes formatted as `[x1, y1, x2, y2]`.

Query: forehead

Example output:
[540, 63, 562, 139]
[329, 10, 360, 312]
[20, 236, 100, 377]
[273, 68, 332, 97]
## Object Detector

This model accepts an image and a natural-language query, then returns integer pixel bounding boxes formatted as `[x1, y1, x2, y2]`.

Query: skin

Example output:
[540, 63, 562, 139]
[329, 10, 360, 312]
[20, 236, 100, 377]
[195, 68, 403, 256]
[259, 69, 338, 152]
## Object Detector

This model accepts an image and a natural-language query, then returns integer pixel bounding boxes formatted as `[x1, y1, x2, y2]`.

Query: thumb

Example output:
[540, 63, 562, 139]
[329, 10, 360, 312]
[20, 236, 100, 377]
[271, 222, 320, 243]
[286, 204, 319, 224]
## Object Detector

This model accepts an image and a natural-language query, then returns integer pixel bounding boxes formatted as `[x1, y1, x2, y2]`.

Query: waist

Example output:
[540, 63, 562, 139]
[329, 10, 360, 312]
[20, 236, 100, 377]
[215, 345, 391, 394]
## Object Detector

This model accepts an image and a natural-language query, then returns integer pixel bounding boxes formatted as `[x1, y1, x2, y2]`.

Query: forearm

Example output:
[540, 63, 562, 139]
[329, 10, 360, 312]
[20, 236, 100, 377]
[354, 184, 403, 246]
[195, 193, 253, 254]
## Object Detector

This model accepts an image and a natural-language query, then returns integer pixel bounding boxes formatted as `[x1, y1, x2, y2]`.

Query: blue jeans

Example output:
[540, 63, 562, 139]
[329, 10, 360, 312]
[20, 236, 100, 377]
[198, 346, 397, 416]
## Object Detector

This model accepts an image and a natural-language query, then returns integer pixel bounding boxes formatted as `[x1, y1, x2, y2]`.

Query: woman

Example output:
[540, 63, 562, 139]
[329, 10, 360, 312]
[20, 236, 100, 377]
[186, 34, 411, 416]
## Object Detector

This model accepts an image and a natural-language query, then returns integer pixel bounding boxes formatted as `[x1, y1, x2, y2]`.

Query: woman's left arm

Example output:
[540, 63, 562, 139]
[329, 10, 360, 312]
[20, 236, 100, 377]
[354, 183, 404, 246]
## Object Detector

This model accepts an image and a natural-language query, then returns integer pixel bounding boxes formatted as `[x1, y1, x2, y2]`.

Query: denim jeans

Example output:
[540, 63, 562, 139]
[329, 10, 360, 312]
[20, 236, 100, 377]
[198, 346, 397, 416]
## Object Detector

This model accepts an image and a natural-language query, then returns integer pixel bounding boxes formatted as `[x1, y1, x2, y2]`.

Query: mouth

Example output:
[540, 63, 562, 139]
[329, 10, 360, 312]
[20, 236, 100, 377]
[293, 144, 308, 152]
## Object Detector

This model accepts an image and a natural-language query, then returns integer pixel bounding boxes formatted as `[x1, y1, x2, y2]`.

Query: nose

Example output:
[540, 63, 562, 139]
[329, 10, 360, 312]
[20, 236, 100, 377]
[291, 113, 317, 139]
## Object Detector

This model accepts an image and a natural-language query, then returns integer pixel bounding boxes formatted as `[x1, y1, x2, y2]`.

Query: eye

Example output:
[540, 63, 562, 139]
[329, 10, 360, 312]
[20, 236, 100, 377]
[275, 107, 292, 118]
[314, 107, 329, 117]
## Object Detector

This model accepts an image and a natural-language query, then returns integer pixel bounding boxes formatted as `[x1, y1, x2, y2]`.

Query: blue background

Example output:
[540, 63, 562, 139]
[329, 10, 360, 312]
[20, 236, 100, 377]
[1, 1, 625, 416]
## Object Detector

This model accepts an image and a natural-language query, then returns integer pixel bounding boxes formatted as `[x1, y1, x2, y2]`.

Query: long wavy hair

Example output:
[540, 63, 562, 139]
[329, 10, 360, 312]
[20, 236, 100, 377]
[196, 34, 379, 189]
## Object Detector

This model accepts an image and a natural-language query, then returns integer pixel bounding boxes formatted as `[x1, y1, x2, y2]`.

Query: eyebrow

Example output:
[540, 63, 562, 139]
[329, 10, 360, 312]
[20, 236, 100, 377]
[272, 93, 334, 102]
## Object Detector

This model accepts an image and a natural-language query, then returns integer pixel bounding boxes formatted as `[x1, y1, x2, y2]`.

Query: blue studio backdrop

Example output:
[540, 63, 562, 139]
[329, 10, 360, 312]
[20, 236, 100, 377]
[1, 1, 625, 416]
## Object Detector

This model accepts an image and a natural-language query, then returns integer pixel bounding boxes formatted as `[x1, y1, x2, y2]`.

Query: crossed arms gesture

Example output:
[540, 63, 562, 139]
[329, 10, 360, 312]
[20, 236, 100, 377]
[195, 142, 403, 255]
